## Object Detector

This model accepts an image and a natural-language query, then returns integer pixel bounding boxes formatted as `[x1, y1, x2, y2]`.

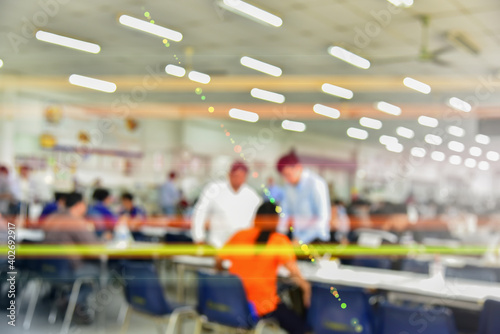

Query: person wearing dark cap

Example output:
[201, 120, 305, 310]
[276, 151, 331, 244]
[191, 161, 262, 248]
[38, 192, 67, 224]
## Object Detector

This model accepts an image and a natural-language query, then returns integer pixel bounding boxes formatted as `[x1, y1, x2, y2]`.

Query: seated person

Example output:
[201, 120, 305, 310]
[87, 188, 117, 233]
[216, 202, 311, 334]
[119, 192, 146, 230]
[39, 192, 67, 225]
[42, 192, 100, 324]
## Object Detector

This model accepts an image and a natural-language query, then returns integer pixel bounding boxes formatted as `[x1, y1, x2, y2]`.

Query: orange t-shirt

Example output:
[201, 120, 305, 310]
[219, 228, 296, 316]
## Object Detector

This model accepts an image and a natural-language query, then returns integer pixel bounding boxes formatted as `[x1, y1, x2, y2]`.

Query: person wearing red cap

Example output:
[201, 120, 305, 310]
[191, 161, 262, 248]
[276, 151, 331, 244]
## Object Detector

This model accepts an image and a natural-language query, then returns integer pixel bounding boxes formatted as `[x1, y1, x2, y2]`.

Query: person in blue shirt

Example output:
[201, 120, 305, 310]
[276, 151, 331, 244]
[120, 192, 146, 218]
[263, 177, 284, 205]
[87, 188, 117, 232]
[159, 171, 180, 215]
[39, 192, 67, 224]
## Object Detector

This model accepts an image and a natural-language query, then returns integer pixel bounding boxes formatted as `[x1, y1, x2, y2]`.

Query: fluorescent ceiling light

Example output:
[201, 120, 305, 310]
[475, 134, 490, 145]
[0, 59, 3, 68]
[188, 71, 211, 84]
[376, 101, 401, 116]
[469, 147, 482, 157]
[119, 15, 183, 41]
[387, 0, 414, 8]
[347, 127, 368, 140]
[449, 155, 462, 165]
[282, 120, 306, 132]
[431, 151, 445, 162]
[486, 151, 499, 162]
[478, 161, 490, 171]
[165, 64, 186, 77]
[69, 74, 116, 93]
[218, 0, 282, 27]
[386, 143, 404, 153]
[447, 126, 465, 137]
[396, 126, 414, 139]
[380, 135, 398, 146]
[321, 83, 353, 100]
[448, 97, 471, 112]
[403, 77, 431, 94]
[229, 108, 259, 123]
[425, 134, 442, 146]
[359, 117, 382, 130]
[448, 141, 464, 153]
[313, 104, 340, 119]
[250, 88, 285, 103]
[36, 30, 100, 54]
[411, 147, 426, 158]
[240, 56, 281, 76]
[327, 46, 370, 69]
[465, 158, 477, 168]
[418, 116, 438, 128]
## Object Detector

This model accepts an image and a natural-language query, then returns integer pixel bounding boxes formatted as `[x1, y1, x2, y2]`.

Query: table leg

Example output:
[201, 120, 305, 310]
[176, 263, 186, 303]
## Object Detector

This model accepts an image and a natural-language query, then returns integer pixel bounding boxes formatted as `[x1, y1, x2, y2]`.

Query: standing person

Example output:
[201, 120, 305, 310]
[216, 202, 311, 334]
[159, 171, 180, 215]
[191, 161, 262, 248]
[263, 177, 284, 205]
[276, 151, 331, 244]
[0, 166, 14, 216]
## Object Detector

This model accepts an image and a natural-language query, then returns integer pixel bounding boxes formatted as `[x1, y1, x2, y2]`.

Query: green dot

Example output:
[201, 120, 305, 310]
[201, 96, 206, 100]
[144, 12, 150, 17]
[270, 198, 275, 203]
[341, 303, 347, 309]
[150, 20, 155, 24]
[195, 88, 202, 95]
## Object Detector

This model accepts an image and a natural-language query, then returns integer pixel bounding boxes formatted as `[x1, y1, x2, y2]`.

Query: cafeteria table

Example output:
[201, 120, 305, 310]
[171, 255, 500, 309]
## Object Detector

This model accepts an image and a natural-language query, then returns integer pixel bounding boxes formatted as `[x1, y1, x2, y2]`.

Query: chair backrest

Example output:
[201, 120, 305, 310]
[445, 265, 498, 283]
[197, 270, 256, 329]
[401, 259, 430, 274]
[378, 302, 457, 334]
[40, 258, 75, 282]
[478, 299, 500, 334]
[122, 261, 173, 316]
[351, 257, 392, 270]
[307, 283, 374, 334]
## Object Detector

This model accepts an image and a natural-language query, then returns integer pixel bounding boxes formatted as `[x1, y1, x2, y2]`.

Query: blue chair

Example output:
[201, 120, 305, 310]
[121, 261, 199, 334]
[351, 257, 392, 270]
[196, 270, 279, 333]
[22, 258, 98, 333]
[378, 302, 457, 334]
[401, 259, 430, 274]
[307, 283, 374, 334]
[445, 265, 497, 283]
[478, 299, 500, 334]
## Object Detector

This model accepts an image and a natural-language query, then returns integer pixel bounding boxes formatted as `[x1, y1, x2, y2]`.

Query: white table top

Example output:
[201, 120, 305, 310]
[17, 228, 45, 242]
[171, 255, 500, 304]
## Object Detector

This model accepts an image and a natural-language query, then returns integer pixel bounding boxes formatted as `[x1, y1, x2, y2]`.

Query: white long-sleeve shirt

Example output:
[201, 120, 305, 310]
[277, 169, 331, 243]
[191, 180, 262, 248]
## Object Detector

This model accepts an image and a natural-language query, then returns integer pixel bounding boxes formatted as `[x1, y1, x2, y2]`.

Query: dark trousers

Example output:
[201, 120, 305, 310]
[264, 303, 308, 334]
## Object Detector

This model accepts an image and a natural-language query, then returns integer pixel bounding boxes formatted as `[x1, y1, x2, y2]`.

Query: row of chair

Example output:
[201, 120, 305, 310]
[122, 261, 500, 334]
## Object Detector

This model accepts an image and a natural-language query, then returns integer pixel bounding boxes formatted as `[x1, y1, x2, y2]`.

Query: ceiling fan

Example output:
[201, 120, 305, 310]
[372, 15, 454, 67]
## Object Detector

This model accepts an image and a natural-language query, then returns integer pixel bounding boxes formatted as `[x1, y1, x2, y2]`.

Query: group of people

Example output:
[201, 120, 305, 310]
[3, 150, 350, 333]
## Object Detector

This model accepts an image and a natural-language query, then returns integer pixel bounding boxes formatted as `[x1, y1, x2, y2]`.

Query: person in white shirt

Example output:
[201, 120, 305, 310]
[276, 151, 331, 244]
[191, 161, 262, 248]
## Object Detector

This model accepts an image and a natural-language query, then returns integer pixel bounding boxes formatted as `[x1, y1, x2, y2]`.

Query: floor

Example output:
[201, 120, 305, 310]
[0, 263, 282, 334]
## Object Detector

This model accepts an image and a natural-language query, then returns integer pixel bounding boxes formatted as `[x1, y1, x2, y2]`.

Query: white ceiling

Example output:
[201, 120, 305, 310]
[0, 0, 500, 105]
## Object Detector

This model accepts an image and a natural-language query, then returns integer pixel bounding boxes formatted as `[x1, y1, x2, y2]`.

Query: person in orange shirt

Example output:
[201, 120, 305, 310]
[216, 202, 311, 334]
